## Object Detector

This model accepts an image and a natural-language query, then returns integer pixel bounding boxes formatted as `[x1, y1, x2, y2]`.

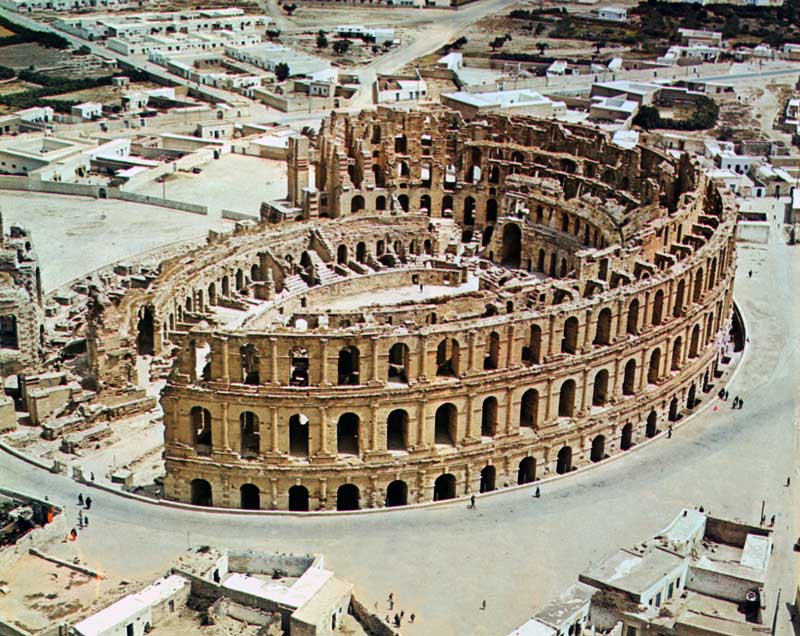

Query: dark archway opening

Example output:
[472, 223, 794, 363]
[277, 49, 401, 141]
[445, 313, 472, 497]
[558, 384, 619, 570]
[386, 480, 408, 507]
[289, 485, 309, 511]
[479, 465, 496, 493]
[337, 484, 360, 511]
[518, 457, 536, 484]
[433, 473, 456, 501]
[136, 307, 154, 356]
[191, 479, 212, 507]
[501, 224, 522, 268]
[556, 446, 573, 474]
[240, 483, 260, 510]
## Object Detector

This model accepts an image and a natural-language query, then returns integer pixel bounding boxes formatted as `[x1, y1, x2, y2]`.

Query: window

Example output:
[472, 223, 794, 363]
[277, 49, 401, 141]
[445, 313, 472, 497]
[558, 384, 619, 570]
[626, 627, 637, 636]
[655, 593, 662, 607]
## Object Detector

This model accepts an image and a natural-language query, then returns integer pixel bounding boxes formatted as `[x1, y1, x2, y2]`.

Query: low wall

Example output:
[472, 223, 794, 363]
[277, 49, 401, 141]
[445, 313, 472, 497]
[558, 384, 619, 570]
[350, 597, 399, 636]
[0, 621, 33, 636]
[0, 176, 102, 198]
[222, 209, 258, 221]
[116, 191, 208, 215]
[228, 550, 316, 577]
[736, 221, 770, 244]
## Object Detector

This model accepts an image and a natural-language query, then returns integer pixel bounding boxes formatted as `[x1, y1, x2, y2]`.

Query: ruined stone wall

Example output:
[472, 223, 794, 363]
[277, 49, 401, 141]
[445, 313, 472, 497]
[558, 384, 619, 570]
[147, 107, 739, 511]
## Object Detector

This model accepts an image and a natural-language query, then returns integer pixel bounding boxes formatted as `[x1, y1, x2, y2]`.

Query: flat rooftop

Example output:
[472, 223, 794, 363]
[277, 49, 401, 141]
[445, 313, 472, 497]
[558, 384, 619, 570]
[581, 547, 683, 596]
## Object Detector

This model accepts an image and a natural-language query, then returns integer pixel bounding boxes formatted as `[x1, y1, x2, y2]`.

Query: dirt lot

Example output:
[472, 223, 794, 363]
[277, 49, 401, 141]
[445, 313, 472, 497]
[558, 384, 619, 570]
[0, 43, 66, 69]
[45, 81, 162, 105]
[285, 5, 452, 29]
[286, 31, 400, 67]
[0, 79, 40, 95]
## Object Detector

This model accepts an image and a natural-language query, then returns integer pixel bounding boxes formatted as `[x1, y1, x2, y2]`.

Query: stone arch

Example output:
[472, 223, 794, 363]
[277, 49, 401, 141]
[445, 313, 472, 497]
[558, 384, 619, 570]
[433, 473, 456, 501]
[191, 406, 212, 450]
[386, 480, 408, 507]
[191, 479, 212, 507]
[594, 307, 612, 345]
[240, 483, 260, 510]
[289, 347, 309, 386]
[351, 195, 365, 214]
[240, 344, 260, 385]
[481, 396, 498, 437]
[558, 379, 576, 417]
[621, 423, 633, 450]
[674, 279, 686, 318]
[356, 241, 367, 263]
[483, 331, 500, 370]
[652, 290, 665, 325]
[338, 345, 360, 385]
[687, 383, 697, 409]
[394, 134, 407, 154]
[388, 342, 409, 382]
[517, 457, 536, 484]
[668, 398, 679, 422]
[648, 348, 661, 384]
[337, 244, 348, 264]
[337, 413, 359, 455]
[592, 369, 609, 406]
[387, 409, 408, 451]
[562, 317, 579, 354]
[520, 389, 539, 429]
[693, 268, 704, 303]
[486, 198, 498, 223]
[420, 194, 431, 213]
[463, 196, 476, 225]
[337, 484, 360, 511]
[501, 224, 522, 268]
[522, 324, 542, 365]
[556, 446, 572, 474]
[376, 194, 387, 210]
[397, 194, 409, 212]
[436, 338, 460, 377]
[689, 323, 701, 358]
[288, 485, 309, 511]
[239, 411, 260, 458]
[590, 435, 605, 462]
[289, 413, 310, 457]
[434, 403, 457, 446]
[626, 299, 640, 335]
[622, 359, 637, 395]
[480, 465, 496, 492]
[671, 336, 682, 370]
[136, 306, 155, 356]
[442, 195, 454, 214]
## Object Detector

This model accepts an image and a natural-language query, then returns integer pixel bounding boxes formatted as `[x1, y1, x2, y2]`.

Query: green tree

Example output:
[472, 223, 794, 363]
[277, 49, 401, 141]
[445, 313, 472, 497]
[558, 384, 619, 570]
[536, 41, 549, 56]
[633, 105, 662, 130]
[490, 36, 506, 51]
[332, 39, 351, 55]
[316, 30, 329, 48]
[274, 62, 290, 81]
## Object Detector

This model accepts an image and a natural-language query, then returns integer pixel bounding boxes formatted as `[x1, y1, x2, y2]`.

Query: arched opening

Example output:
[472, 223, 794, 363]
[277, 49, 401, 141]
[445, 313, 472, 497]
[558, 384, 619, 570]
[522, 325, 542, 365]
[626, 299, 640, 335]
[693, 268, 704, 303]
[594, 308, 612, 346]
[463, 196, 476, 225]
[388, 342, 409, 383]
[501, 224, 522, 268]
[239, 411, 260, 458]
[356, 242, 367, 263]
[520, 389, 539, 429]
[136, 307, 154, 356]
[191, 479, 212, 507]
[652, 290, 664, 325]
[621, 423, 633, 450]
[671, 337, 682, 371]
[371, 125, 381, 143]
[240, 344, 260, 385]
[191, 407, 212, 453]
[590, 435, 605, 462]
[397, 161, 410, 178]
[240, 483, 260, 510]
[489, 165, 500, 183]
[398, 194, 409, 212]
[689, 324, 700, 358]
[558, 379, 576, 417]
[483, 332, 500, 370]
[207, 282, 216, 306]
[647, 409, 659, 436]
[288, 485, 309, 511]
[442, 195, 453, 215]
[708, 258, 717, 290]
[622, 359, 637, 396]
[420, 194, 431, 213]
[648, 349, 661, 384]
[481, 397, 498, 437]
[235, 269, 244, 292]
[376, 240, 385, 256]
[289, 414, 310, 457]
[337, 413, 359, 455]
[434, 403, 457, 446]
[338, 346, 360, 385]
[562, 317, 579, 354]
[336, 484, 360, 511]
[486, 198, 498, 223]
[386, 480, 408, 507]
[436, 338, 459, 377]
[394, 134, 407, 154]
[673, 280, 686, 318]
[479, 465, 496, 492]
[351, 195, 365, 214]
[433, 473, 456, 501]
[386, 409, 408, 451]
[221, 275, 230, 296]
[556, 446, 572, 474]
[592, 370, 609, 406]
[517, 457, 536, 484]
[376, 195, 387, 210]
[289, 348, 309, 386]
[337, 244, 348, 264]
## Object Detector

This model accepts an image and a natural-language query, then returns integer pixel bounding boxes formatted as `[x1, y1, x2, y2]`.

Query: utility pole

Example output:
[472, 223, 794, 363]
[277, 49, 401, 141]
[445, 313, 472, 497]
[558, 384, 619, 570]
[770, 588, 781, 636]
[761, 499, 766, 524]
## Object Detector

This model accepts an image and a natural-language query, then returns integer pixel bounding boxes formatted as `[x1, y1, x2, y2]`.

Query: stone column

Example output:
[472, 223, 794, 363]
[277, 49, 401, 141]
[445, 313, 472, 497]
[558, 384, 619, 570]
[222, 402, 230, 450]
[370, 337, 380, 385]
[663, 336, 672, 376]
[639, 349, 648, 391]
[580, 368, 589, 413]
[370, 402, 379, 451]
[270, 478, 278, 510]
[269, 337, 278, 385]
[416, 399, 427, 448]
[581, 308, 593, 353]
[468, 330, 478, 373]
[666, 279, 676, 319]
[611, 357, 622, 401]
[615, 298, 625, 340]
[318, 478, 327, 511]
[681, 326, 690, 365]
[547, 314, 557, 357]
[417, 335, 428, 381]
[320, 338, 330, 386]
[504, 386, 514, 434]
[505, 324, 515, 369]
[643, 291, 652, 328]
[270, 406, 279, 453]
[319, 406, 329, 454]
[544, 378, 553, 421]
[465, 392, 476, 440]
[221, 337, 230, 384]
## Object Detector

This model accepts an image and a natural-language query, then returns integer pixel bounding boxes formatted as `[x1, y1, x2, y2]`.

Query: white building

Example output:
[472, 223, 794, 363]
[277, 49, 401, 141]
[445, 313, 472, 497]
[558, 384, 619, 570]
[374, 77, 427, 103]
[16, 106, 54, 124]
[442, 89, 566, 119]
[596, 6, 627, 21]
[335, 24, 395, 44]
[226, 44, 331, 78]
[71, 102, 103, 120]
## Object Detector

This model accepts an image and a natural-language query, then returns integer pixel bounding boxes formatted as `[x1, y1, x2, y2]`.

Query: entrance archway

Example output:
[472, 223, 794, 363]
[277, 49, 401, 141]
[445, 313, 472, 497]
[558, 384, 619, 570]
[191, 479, 212, 507]
[288, 485, 309, 511]
[647, 410, 659, 436]
[336, 484, 360, 511]
[433, 473, 456, 501]
[240, 483, 260, 510]
[386, 409, 408, 451]
[517, 457, 536, 484]
[136, 307, 155, 356]
[590, 435, 605, 462]
[621, 423, 633, 450]
[501, 224, 522, 268]
[386, 480, 408, 507]
[434, 403, 457, 446]
[337, 413, 359, 455]
[289, 414, 309, 457]
[558, 380, 576, 417]
[481, 396, 498, 437]
[556, 446, 572, 474]
[479, 465, 496, 492]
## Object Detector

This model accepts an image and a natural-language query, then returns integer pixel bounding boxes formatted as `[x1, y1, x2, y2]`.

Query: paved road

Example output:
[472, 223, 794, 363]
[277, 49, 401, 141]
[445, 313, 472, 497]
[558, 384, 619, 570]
[0, 228, 797, 636]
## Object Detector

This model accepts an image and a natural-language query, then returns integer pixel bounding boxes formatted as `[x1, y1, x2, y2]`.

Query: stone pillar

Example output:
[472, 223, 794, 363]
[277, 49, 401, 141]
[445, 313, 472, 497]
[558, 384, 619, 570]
[611, 357, 622, 401]
[417, 335, 428, 382]
[505, 324, 515, 369]
[270, 407, 279, 453]
[319, 406, 329, 454]
[465, 392, 477, 440]
[416, 399, 427, 448]
[504, 386, 514, 434]
[643, 291, 652, 328]
[639, 349, 648, 391]
[663, 336, 672, 376]
[468, 330, 478, 373]
[270, 478, 278, 510]
[221, 337, 230, 384]
[222, 402, 230, 450]
[319, 478, 328, 510]
[320, 338, 330, 386]
[681, 326, 690, 365]
[544, 378, 553, 421]
[370, 337, 381, 385]
[370, 402, 379, 451]
[615, 298, 625, 340]
[580, 368, 589, 413]
[547, 314, 557, 357]
[269, 337, 279, 385]
[666, 279, 676, 319]
[581, 308, 593, 353]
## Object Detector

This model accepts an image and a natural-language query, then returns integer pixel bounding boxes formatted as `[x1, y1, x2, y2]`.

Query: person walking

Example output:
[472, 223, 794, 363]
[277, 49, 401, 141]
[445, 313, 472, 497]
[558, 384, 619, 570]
[668, 425, 673, 439]
[470, 494, 476, 509]
[481, 600, 486, 611]
[786, 476, 791, 487]
[85, 496, 92, 510]
[770, 514, 776, 526]
[78, 493, 84, 506]
[410, 613, 415, 623]
[738, 398, 744, 409]
[748, 270, 753, 278]
[534, 486, 541, 498]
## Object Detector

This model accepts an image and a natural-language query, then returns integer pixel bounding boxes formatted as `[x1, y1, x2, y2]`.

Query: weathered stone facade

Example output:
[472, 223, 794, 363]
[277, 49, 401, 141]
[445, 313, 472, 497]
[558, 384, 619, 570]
[86, 107, 738, 511]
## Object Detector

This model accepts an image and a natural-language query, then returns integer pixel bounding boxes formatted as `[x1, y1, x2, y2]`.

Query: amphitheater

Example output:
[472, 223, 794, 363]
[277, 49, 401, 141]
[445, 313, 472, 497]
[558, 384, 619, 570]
[86, 105, 739, 512]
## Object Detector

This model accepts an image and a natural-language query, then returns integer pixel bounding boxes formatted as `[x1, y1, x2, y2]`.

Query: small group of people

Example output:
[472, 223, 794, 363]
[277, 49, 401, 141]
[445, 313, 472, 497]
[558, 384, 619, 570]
[718, 389, 730, 401]
[384, 593, 415, 628]
[77, 493, 93, 509]
[731, 396, 744, 409]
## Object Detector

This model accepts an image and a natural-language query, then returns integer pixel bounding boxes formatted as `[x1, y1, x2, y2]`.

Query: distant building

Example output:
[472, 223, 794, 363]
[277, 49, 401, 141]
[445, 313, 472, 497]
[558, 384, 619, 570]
[375, 77, 427, 103]
[678, 28, 723, 47]
[71, 102, 103, 120]
[595, 6, 627, 21]
[442, 89, 566, 118]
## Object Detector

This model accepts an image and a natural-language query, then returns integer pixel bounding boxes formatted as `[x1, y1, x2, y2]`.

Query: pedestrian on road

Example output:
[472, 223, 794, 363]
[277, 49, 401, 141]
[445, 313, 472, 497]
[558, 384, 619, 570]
[394, 614, 401, 627]
[90, 472, 95, 482]
[534, 486, 541, 498]
[85, 497, 92, 510]
[770, 514, 776, 526]
[78, 512, 83, 528]
[786, 476, 791, 487]
[738, 398, 744, 409]
[84, 515, 88, 527]
[385, 615, 390, 624]
[410, 613, 415, 623]
[470, 494, 476, 509]
[400, 611, 405, 619]
[70, 528, 77, 541]
[748, 270, 753, 278]
[668, 425, 672, 439]
[699, 505, 704, 513]
[481, 600, 486, 611]
[78, 493, 84, 506]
